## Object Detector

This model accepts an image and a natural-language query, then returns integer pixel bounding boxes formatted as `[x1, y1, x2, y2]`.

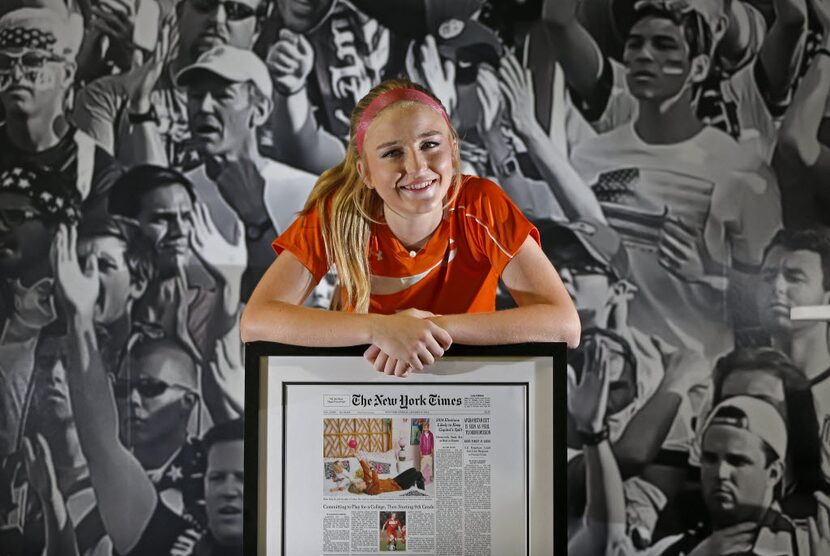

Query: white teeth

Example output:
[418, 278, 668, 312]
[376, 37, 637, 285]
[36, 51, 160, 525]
[402, 180, 434, 191]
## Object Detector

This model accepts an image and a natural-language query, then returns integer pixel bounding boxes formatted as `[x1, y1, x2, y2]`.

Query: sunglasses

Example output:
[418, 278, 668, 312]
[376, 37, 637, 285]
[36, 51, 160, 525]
[0, 50, 63, 74]
[188, 0, 261, 20]
[113, 377, 194, 399]
[0, 207, 40, 227]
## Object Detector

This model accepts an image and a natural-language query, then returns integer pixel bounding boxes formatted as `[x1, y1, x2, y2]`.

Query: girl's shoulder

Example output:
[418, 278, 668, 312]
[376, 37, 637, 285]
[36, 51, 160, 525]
[454, 174, 504, 202]
[452, 175, 520, 218]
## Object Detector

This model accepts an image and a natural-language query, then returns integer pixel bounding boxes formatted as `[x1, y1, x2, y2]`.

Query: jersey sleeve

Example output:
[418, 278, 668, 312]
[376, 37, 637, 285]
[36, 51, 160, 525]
[460, 177, 540, 277]
[272, 203, 331, 283]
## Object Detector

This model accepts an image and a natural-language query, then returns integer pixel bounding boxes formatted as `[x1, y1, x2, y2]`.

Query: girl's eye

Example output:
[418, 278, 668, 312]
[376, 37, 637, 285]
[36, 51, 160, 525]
[381, 149, 402, 159]
[421, 141, 439, 150]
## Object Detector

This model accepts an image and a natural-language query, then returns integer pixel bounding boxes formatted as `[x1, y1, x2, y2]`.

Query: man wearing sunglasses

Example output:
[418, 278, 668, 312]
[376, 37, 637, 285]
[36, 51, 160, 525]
[115, 337, 204, 516]
[541, 219, 708, 545]
[0, 7, 121, 221]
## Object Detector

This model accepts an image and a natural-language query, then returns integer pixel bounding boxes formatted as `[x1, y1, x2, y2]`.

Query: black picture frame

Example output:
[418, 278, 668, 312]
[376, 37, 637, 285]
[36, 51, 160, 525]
[243, 341, 567, 555]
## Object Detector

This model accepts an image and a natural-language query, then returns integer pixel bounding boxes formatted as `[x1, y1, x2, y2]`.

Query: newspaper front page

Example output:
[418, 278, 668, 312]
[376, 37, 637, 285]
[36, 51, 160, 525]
[281, 384, 528, 555]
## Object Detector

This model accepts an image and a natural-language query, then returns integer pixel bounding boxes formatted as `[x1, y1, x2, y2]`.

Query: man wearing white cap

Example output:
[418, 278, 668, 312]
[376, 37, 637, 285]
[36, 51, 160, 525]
[642, 397, 805, 555]
[569, 392, 813, 555]
[176, 44, 317, 297]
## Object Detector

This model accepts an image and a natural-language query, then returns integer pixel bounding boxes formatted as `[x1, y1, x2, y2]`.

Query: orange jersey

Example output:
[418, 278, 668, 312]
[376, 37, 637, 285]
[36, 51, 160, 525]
[272, 175, 539, 314]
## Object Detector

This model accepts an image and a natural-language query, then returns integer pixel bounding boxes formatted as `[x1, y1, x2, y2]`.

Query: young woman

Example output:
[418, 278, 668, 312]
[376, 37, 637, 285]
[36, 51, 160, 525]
[241, 79, 579, 376]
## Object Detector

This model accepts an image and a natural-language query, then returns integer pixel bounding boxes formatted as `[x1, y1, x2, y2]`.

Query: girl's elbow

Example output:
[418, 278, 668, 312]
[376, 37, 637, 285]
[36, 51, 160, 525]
[239, 305, 260, 343]
[563, 312, 581, 349]
[554, 298, 581, 348]
[543, 303, 581, 348]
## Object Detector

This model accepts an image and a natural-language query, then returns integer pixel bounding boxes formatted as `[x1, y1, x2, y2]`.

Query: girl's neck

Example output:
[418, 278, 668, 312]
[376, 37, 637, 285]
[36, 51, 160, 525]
[383, 206, 444, 251]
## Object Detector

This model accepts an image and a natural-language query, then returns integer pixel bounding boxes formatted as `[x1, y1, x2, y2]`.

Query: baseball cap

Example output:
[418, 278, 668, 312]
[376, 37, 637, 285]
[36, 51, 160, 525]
[537, 219, 630, 281]
[0, 6, 83, 59]
[176, 46, 273, 99]
[421, 0, 501, 67]
[701, 395, 788, 461]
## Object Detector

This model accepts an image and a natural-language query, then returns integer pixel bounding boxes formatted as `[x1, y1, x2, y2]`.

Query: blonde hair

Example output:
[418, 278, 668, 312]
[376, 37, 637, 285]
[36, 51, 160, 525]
[302, 79, 463, 313]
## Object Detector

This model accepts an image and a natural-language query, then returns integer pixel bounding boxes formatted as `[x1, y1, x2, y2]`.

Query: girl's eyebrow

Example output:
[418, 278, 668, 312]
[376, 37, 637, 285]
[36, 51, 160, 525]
[376, 130, 441, 151]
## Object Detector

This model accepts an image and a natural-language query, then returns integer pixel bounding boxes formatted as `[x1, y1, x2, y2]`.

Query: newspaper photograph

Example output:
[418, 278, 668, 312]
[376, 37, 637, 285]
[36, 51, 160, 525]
[281, 384, 528, 555]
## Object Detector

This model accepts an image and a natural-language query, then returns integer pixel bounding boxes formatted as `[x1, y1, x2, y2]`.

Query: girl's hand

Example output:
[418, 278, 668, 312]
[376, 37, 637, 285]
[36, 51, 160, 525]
[368, 312, 452, 376]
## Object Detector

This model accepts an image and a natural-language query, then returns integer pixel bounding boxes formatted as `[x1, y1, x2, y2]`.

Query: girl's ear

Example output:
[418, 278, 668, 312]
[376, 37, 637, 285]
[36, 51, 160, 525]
[357, 159, 372, 189]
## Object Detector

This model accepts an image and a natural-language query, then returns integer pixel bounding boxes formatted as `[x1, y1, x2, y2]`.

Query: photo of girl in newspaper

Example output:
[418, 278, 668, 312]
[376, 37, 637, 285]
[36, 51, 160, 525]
[322, 418, 434, 497]
[379, 511, 407, 552]
[348, 446, 426, 495]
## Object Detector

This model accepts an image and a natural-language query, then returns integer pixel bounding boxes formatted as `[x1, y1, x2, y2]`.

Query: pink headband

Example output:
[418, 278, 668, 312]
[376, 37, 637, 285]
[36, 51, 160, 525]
[354, 88, 450, 156]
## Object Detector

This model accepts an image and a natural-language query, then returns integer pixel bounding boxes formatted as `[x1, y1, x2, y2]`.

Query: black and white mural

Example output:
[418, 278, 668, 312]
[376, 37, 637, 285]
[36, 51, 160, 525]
[1, 0, 829, 553]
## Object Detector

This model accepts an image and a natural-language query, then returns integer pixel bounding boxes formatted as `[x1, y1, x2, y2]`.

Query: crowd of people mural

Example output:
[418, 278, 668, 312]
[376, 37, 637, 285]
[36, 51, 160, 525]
[2, 0, 830, 553]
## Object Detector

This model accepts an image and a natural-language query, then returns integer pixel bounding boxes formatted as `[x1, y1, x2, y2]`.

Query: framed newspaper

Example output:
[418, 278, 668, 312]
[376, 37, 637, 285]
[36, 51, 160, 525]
[243, 342, 567, 555]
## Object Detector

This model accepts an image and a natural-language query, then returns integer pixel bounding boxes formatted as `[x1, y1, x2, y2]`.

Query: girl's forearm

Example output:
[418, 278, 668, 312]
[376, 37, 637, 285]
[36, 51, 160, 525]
[431, 303, 580, 347]
[241, 300, 378, 346]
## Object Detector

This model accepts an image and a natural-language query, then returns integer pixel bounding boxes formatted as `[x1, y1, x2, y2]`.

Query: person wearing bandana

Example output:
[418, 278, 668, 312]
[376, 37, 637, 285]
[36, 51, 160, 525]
[0, 165, 82, 554]
[0, 7, 121, 221]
